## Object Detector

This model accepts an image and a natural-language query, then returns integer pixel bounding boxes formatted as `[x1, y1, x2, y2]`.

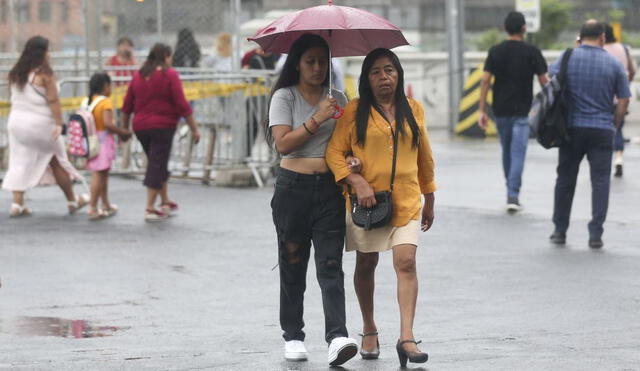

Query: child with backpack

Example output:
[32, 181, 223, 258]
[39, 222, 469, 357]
[84, 73, 132, 220]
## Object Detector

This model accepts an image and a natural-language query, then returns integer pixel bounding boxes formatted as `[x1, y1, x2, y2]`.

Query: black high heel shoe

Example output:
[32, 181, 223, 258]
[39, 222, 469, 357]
[359, 332, 380, 359]
[396, 339, 428, 367]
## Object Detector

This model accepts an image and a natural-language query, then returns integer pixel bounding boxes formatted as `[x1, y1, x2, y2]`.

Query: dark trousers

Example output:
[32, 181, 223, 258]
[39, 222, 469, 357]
[135, 128, 176, 189]
[614, 119, 625, 152]
[270, 167, 348, 344]
[553, 127, 614, 239]
[613, 104, 625, 152]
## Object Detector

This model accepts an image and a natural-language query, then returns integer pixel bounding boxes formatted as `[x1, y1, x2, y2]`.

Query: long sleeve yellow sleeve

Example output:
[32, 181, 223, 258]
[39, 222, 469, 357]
[412, 101, 437, 194]
[326, 100, 358, 183]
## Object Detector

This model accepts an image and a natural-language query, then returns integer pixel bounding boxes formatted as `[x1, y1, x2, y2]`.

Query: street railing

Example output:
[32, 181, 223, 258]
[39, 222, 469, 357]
[2, 50, 639, 181]
[0, 71, 279, 186]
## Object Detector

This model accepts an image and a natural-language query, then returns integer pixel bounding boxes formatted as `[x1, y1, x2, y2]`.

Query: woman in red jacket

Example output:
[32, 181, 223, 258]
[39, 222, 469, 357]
[122, 43, 201, 222]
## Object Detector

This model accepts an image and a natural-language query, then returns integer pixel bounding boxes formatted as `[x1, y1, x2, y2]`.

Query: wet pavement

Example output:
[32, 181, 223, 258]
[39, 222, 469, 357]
[1, 128, 639, 370]
[1, 316, 124, 338]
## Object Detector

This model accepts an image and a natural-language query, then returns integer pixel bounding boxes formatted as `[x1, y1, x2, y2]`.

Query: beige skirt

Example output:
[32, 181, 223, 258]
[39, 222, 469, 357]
[345, 214, 419, 253]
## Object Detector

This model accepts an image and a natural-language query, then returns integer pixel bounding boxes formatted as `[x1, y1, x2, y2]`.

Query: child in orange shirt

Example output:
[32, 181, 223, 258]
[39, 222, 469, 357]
[85, 73, 132, 219]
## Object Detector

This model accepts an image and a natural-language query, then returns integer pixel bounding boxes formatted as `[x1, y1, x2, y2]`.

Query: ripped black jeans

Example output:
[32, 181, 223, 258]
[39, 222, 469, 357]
[271, 167, 348, 344]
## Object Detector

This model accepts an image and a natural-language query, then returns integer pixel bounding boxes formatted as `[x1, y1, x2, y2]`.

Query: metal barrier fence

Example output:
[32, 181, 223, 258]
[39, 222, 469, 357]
[0, 70, 279, 187]
[2, 50, 638, 183]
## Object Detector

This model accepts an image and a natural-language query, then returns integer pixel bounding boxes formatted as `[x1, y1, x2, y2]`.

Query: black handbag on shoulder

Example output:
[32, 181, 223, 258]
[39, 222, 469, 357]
[530, 48, 573, 149]
[349, 125, 398, 231]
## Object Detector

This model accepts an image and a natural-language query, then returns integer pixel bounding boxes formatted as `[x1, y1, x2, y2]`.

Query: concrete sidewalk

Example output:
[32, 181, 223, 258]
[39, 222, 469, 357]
[1, 133, 639, 370]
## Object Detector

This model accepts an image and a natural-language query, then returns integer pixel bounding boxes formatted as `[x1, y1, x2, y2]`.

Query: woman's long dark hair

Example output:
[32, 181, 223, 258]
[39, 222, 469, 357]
[139, 43, 172, 78]
[8, 36, 52, 89]
[173, 28, 201, 68]
[604, 23, 617, 43]
[356, 48, 420, 148]
[87, 73, 111, 105]
[264, 33, 330, 145]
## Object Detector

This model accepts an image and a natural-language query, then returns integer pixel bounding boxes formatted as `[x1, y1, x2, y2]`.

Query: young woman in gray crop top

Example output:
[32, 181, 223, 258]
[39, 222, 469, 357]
[264, 33, 359, 366]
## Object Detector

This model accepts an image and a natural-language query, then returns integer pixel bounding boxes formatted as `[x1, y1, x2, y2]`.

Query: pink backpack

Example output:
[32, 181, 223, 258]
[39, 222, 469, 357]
[66, 96, 105, 168]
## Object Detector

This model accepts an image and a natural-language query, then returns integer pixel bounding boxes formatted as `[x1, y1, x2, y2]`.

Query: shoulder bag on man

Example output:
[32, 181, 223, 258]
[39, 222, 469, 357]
[529, 48, 573, 149]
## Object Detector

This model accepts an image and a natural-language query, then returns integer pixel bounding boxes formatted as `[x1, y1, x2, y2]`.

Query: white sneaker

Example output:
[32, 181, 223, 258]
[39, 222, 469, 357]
[328, 337, 358, 366]
[284, 340, 307, 361]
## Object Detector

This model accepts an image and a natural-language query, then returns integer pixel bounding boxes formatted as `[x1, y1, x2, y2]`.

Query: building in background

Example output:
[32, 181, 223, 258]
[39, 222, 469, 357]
[0, 0, 83, 52]
[2, 0, 640, 54]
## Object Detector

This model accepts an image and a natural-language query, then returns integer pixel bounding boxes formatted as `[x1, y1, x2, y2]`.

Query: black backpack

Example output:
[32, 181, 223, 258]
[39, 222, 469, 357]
[529, 48, 573, 149]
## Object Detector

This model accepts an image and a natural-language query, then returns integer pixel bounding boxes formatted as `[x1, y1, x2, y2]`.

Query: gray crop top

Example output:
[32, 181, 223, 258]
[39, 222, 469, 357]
[269, 86, 348, 159]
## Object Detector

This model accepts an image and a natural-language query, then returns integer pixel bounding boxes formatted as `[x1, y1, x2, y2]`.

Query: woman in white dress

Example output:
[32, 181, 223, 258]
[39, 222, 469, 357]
[2, 36, 88, 217]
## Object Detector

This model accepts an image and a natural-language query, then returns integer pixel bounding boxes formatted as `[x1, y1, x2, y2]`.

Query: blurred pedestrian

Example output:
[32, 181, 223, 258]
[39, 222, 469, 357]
[121, 43, 201, 222]
[241, 48, 258, 69]
[603, 23, 636, 177]
[105, 36, 136, 84]
[276, 56, 345, 91]
[549, 21, 631, 249]
[84, 73, 132, 220]
[173, 28, 201, 68]
[2, 36, 89, 217]
[265, 33, 357, 366]
[248, 46, 279, 70]
[479, 11, 548, 213]
[246, 47, 280, 157]
[203, 32, 232, 72]
[326, 48, 435, 368]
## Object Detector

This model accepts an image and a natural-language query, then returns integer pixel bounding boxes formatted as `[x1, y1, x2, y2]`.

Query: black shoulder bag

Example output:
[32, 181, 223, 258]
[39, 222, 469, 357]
[532, 48, 573, 149]
[349, 125, 398, 231]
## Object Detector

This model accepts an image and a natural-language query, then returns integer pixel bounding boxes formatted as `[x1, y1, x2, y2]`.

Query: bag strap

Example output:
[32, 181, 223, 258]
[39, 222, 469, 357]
[347, 110, 400, 197]
[623, 44, 631, 62]
[389, 123, 399, 192]
[29, 70, 49, 101]
[87, 95, 107, 112]
[623, 44, 634, 72]
[558, 47, 573, 86]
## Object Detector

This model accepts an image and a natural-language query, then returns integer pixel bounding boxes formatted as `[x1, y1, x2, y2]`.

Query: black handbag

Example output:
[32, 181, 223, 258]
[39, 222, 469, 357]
[349, 125, 398, 231]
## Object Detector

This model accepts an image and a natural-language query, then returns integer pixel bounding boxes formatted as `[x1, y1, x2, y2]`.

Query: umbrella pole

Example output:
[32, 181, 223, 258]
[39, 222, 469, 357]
[328, 47, 333, 98]
[326, 31, 343, 119]
[328, 30, 333, 98]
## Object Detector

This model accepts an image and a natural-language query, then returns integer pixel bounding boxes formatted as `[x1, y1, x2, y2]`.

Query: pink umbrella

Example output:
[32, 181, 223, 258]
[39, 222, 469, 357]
[248, 0, 409, 117]
[248, 0, 408, 57]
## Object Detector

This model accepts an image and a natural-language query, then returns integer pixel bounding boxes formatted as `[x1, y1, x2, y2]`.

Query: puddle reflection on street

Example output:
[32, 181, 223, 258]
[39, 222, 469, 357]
[0, 316, 126, 338]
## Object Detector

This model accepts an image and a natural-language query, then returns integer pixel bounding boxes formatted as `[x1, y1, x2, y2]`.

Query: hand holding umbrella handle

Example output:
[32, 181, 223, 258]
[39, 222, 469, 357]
[326, 89, 344, 119]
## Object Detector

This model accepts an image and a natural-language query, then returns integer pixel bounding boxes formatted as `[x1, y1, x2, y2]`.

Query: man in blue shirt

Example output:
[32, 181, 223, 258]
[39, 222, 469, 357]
[548, 21, 630, 249]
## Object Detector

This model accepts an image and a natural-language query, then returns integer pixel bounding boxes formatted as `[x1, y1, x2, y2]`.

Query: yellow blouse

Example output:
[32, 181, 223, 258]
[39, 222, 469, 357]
[326, 98, 436, 227]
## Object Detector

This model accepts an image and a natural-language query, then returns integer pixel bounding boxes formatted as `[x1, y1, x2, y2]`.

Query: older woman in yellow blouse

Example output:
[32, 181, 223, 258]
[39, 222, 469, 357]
[326, 48, 436, 367]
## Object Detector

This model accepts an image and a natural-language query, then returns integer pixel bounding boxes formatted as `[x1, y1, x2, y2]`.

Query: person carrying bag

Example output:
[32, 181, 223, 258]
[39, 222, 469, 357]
[326, 48, 436, 367]
[349, 125, 398, 230]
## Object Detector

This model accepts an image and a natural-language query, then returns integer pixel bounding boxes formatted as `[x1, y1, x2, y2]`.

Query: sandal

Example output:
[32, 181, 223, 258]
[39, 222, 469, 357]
[359, 332, 380, 360]
[101, 204, 118, 218]
[88, 207, 104, 221]
[68, 194, 90, 214]
[9, 203, 32, 217]
[145, 208, 168, 222]
[160, 201, 178, 216]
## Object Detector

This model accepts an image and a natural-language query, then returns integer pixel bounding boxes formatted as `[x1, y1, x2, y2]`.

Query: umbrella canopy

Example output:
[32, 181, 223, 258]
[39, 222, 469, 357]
[248, 0, 409, 57]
